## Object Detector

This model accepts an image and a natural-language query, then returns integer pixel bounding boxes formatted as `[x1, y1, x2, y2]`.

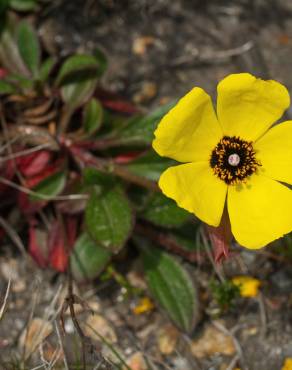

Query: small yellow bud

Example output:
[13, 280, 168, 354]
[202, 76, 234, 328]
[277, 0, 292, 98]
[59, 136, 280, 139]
[232, 276, 261, 298]
[132, 297, 154, 315]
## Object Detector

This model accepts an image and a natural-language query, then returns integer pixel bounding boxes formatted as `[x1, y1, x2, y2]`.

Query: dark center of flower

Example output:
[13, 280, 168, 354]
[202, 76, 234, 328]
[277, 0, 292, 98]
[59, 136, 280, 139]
[210, 136, 260, 185]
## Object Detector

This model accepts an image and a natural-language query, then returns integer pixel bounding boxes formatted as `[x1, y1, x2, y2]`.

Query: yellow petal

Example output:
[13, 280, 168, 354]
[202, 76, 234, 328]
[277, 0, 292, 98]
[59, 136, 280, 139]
[153, 87, 222, 162]
[255, 120, 292, 184]
[232, 276, 261, 298]
[228, 174, 292, 249]
[159, 162, 227, 226]
[217, 73, 290, 141]
[282, 359, 292, 370]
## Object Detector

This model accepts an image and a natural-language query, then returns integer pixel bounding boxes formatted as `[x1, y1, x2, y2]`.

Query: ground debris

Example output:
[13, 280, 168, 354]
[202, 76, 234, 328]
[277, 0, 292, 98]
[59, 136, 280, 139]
[190, 321, 236, 359]
[84, 314, 118, 343]
[157, 323, 180, 355]
[18, 317, 53, 359]
[124, 351, 148, 370]
[132, 36, 156, 55]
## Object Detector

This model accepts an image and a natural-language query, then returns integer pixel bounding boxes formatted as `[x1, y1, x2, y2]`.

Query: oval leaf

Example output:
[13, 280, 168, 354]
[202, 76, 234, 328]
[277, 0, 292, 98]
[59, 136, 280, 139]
[17, 21, 40, 76]
[171, 223, 203, 252]
[9, 73, 34, 90]
[30, 171, 66, 201]
[142, 192, 190, 228]
[0, 30, 30, 76]
[83, 168, 114, 188]
[126, 150, 175, 181]
[0, 0, 9, 15]
[56, 54, 99, 86]
[61, 78, 97, 111]
[0, 79, 17, 94]
[85, 186, 133, 252]
[83, 98, 103, 135]
[10, 0, 38, 11]
[70, 232, 111, 282]
[39, 57, 56, 82]
[141, 243, 198, 332]
[58, 54, 100, 110]
[116, 101, 176, 145]
[93, 48, 108, 76]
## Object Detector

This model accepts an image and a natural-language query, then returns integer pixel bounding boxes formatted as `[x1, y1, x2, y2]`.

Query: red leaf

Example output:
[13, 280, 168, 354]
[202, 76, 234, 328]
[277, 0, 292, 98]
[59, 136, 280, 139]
[66, 217, 78, 248]
[101, 99, 139, 114]
[0, 68, 8, 79]
[206, 210, 232, 264]
[28, 220, 48, 268]
[18, 192, 47, 215]
[0, 227, 5, 242]
[17, 150, 52, 177]
[48, 221, 67, 272]
[96, 87, 139, 114]
[113, 151, 141, 164]
[48, 217, 77, 272]
[24, 160, 64, 188]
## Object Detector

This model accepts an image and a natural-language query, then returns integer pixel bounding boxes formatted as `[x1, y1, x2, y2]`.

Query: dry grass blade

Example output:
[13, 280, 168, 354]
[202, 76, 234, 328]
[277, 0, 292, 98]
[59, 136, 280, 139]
[0, 217, 30, 261]
[0, 278, 11, 321]
[0, 143, 52, 162]
[24, 99, 54, 118]
[55, 320, 69, 370]
[0, 176, 89, 201]
[25, 110, 57, 126]
[22, 283, 64, 362]
[0, 125, 59, 150]
[226, 354, 240, 370]
[84, 322, 131, 370]
[0, 134, 24, 153]
[6, 94, 30, 103]
[257, 293, 267, 338]
[212, 321, 248, 370]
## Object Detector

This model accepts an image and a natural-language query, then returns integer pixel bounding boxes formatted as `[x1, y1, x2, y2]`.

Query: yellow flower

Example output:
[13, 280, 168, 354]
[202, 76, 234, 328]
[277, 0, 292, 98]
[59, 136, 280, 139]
[232, 276, 261, 297]
[132, 297, 154, 315]
[282, 358, 292, 370]
[153, 73, 292, 249]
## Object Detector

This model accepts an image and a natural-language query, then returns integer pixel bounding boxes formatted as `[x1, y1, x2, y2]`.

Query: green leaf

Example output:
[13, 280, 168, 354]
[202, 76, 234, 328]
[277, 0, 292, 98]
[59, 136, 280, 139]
[61, 79, 97, 111]
[0, 29, 30, 76]
[116, 101, 176, 145]
[57, 54, 100, 110]
[83, 98, 103, 135]
[39, 57, 56, 82]
[9, 73, 34, 90]
[171, 233, 199, 252]
[85, 186, 133, 252]
[17, 21, 40, 76]
[0, 79, 17, 94]
[171, 223, 202, 252]
[10, 0, 38, 11]
[82, 168, 115, 188]
[93, 48, 108, 76]
[30, 171, 66, 201]
[56, 54, 99, 86]
[141, 243, 198, 332]
[126, 150, 176, 181]
[141, 192, 190, 228]
[0, 14, 6, 35]
[70, 232, 111, 282]
[0, 0, 9, 15]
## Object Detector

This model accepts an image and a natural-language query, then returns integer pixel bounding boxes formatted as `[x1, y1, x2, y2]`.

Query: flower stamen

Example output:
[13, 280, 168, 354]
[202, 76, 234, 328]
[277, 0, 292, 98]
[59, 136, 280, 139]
[210, 136, 260, 185]
[228, 153, 240, 166]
